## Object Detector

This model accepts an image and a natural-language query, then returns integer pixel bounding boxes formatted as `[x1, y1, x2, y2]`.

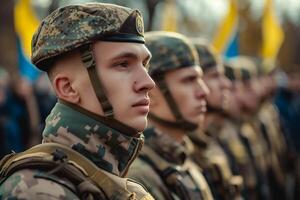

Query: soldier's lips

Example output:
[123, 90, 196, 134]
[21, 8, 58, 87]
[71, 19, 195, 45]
[198, 100, 207, 113]
[132, 98, 150, 113]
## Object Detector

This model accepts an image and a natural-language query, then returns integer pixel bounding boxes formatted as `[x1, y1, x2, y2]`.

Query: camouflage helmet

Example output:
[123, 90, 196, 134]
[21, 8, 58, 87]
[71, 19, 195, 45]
[145, 31, 199, 78]
[224, 62, 251, 81]
[145, 31, 199, 131]
[228, 56, 258, 81]
[190, 38, 223, 72]
[31, 3, 145, 70]
[224, 63, 236, 81]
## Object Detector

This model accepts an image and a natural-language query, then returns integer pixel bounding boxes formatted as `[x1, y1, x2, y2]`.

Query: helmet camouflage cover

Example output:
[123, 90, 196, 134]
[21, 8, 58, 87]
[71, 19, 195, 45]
[228, 56, 257, 81]
[31, 3, 145, 70]
[224, 63, 236, 81]
[191, 38, 223, 72]
[146, 31, 199, 78]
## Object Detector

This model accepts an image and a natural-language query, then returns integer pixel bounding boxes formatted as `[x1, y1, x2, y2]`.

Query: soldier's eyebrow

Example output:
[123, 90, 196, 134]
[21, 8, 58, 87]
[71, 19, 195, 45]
[110, 52, 151, 63]
[111, 52, 139, 61]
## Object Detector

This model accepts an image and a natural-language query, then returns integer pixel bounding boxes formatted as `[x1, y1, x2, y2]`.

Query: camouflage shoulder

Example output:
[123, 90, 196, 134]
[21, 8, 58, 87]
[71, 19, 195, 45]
[0, 169, 80, 200]
[128, 157, 170, 200]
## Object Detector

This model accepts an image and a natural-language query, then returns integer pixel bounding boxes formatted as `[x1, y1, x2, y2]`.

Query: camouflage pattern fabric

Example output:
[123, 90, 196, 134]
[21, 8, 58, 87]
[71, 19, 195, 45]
[145, 31, 199, 78]
[258, 101, 287, 165]
[191, 38, 223, 73]
[256, 102, 287, 199]
[228, 56, 258, 78]
[224, 64, 236, 81]
[201, 118, 260, 199]
[218, 119, 258, 192]
[0, 101, 148, 199]
[128, 127, 214, 200]
[189, 129, 244, 200]
[0, 169, 79, 200]
[239, 117, 272, 199]
[31, 3, 145, 70]
[42, 101, 144, 177]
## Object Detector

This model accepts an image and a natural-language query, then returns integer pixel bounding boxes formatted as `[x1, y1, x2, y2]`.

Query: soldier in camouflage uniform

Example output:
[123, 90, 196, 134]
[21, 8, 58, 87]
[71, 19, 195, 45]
[222, 63, 261, 199]
[227, 57, 273, 199]
[244, 58, 288, 199]
[188, 39, 244, 200]
[128, 31, 214, 200]
[0, 3, 156, 200]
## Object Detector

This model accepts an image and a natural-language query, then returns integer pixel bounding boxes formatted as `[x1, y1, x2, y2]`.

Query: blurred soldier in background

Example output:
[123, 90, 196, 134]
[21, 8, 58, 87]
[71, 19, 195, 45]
[230, 56, 298, 199]
[228, 58, 271, 199]
[253, 60, 289, 200]
[128, 31, 214, 200]
[189, 38, 244, 200]
[222, 63, 259, 200]
[0, 3, 155, 199]
[228, 56, 288, 200]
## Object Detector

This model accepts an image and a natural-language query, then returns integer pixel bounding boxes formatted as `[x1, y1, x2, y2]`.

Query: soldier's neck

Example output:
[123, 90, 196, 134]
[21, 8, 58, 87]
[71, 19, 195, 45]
[148, 119, 185, 143]
[204, 113, 224, 130]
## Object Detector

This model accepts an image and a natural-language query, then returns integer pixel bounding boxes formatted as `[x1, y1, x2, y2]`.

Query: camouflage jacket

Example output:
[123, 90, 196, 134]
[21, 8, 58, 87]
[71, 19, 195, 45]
[189, 129, 244, 200]
[128, 127, 213, 200]
[258, 101, 287, 158]
[257, 100, 287, 184]
[0, 101, 153, 200]
[217, 119, 257, 190]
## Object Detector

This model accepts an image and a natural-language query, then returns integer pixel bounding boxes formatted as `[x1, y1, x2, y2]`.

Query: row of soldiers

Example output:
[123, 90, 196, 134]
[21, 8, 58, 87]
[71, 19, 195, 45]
[126, 33, 298, 199]
[0, 2, 298, 200]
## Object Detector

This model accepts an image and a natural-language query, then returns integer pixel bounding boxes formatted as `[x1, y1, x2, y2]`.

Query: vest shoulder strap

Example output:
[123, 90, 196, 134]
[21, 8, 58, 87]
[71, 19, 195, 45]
[140, 145, 205, 200]
[0, 143, 153, 200]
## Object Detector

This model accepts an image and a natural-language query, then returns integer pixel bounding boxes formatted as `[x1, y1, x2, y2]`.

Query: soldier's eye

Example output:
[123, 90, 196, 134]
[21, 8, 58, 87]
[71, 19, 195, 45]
[114, 61, 129, 68]
[184, 76, 197, 83]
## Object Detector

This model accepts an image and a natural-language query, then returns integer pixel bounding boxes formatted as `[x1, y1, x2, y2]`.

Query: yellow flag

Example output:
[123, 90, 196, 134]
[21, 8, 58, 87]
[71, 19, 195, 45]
[161, 0, 177, 32]
[14, 0, 39, 57]
[261, 0, 284, 60]
[212, 0, 238, 54]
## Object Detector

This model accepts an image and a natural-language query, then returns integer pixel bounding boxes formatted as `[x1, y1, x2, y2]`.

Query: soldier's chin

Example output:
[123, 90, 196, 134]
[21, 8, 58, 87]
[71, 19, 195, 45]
[198, 114, 205, 127]
[189, 114, 204, 124]
[126, 118, 147, 133]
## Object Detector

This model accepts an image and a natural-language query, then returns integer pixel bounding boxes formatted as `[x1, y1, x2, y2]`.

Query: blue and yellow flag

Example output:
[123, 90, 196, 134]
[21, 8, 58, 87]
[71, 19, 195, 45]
[212, 0, 239, 56]
[14, 0, 41, 81]
[161, 0, 178, 32]
[261, 0, 284, 71]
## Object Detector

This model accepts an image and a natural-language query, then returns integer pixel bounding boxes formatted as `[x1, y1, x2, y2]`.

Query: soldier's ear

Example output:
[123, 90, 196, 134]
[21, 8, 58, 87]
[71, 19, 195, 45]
[53, 74, 80, 104]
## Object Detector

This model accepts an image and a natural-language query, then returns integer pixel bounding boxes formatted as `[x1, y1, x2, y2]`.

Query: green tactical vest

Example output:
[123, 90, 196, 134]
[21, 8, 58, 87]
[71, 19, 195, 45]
[0, 143, 154, 200]
[140, 145, 213, 200]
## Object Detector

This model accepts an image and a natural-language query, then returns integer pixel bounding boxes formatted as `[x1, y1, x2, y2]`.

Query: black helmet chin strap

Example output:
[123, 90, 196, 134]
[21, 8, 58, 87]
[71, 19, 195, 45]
[80, 44, 114, 118]
[79, 44, 141, 136]
[206, 104, 224, 114]
[206, 104, 231, 118]
[151, 74, 198, 131]
[148, 113, 198, 131]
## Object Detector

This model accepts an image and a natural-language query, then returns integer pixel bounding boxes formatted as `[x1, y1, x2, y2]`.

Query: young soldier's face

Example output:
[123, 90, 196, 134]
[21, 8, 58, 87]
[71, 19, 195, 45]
[152, 66, 208, 125]
[236, 80, 260, 113]
[226, 81, 243, 118]
[203, 67, 231, 110]
[81, 41, 155, 132]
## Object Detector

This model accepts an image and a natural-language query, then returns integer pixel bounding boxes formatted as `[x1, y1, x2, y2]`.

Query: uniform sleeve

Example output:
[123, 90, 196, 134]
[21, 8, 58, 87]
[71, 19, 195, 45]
[0, 169, 80, 200]
[128, 158, 174, 200]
